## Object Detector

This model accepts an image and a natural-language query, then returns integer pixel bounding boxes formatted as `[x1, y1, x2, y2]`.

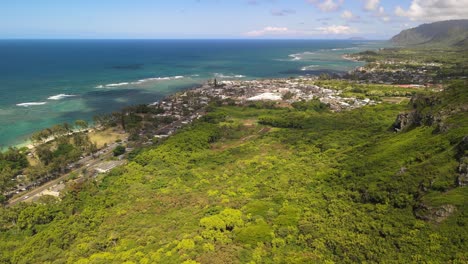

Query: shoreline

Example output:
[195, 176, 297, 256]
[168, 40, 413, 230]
[0, 78, 282, 151]
[3, 71, 357, 152]
[3, 54, 370, 153]
[342, 53, 364, 63]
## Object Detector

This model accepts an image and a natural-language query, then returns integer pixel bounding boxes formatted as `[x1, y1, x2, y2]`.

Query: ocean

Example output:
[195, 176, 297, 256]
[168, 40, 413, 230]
[0, 39, 384, 148]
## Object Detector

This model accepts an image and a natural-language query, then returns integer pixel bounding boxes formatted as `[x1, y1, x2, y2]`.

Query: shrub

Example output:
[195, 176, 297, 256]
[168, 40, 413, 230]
[113, 145, 126, 156]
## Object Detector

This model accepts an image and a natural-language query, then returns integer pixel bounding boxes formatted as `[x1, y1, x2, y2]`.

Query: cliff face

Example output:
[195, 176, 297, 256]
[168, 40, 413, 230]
[392, 81, 468, 133]
[457, 137, 468, 187]
[392, 81, 468, 223]
[391, 94, 441, 132]
[390, 20, 468, 47]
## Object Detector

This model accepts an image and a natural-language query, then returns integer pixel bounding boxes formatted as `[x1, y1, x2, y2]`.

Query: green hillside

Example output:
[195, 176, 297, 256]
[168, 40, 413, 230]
[391, 20, 468, 47]
[0, 81, 467, 263]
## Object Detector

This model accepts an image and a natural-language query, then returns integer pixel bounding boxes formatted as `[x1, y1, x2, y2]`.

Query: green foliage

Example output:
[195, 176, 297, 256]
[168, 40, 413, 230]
[74, 119, 88, 130]
[201, 112, 227, 123]
[0, 147, 29, 192]
[292, 98, 329, 112]
[352, 47, 468, 80]
[235, 219, 273, 245]
[113, 145, 126, 157]
[0, 84, 466, 263]
[314, 80, 421, 99]
[391, 20, 468, 47]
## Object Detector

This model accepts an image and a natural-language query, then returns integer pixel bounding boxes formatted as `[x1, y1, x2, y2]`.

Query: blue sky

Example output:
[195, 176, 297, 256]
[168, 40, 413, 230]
[1, 0, 467, 39]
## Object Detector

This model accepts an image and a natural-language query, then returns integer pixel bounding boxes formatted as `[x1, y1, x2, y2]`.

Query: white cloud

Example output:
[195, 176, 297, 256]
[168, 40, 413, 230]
[375, 6, 391, 22]
[341, 10, 353, 19]
[246, 26, 290, 36]
[381, 16, 390, 22]
[364, 0, 380, 11]
[395, 0, 468, 22]
[307, 0, 344, 12]
[245, 24, 358, 37]
[341, 10, 361, 22]
[318, 25, 357, 34]
[377, 6, 385, 16]
[394, 6, 406, 17]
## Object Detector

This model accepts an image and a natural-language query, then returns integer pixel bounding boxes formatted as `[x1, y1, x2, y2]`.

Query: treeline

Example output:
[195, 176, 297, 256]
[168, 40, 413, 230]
[30, 120, 89, 144]
[0, 148, 29, 202]
[0, 119, 98, 202]
[92, 104, 174, 143]
[314, 80, 421, 99]
[258, 98, 329, 128]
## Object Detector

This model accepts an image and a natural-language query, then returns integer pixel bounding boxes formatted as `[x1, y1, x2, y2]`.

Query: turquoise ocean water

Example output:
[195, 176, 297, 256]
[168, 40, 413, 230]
[0, 39, 383, 148]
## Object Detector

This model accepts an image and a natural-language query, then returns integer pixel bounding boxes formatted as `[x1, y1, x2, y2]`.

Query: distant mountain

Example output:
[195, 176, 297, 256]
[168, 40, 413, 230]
[390, 20, 468, 47]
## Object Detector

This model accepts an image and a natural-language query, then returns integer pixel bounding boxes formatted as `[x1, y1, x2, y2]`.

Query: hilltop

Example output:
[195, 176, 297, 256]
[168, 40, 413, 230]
[391, 20, 468, 47]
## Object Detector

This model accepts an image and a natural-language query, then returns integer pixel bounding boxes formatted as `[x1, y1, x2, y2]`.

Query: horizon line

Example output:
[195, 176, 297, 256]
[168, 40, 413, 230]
[0, 38, 388, 41]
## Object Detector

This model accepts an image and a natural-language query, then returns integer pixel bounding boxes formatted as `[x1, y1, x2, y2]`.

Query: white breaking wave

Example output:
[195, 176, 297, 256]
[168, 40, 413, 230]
[301, 65, 319, 71]
[135, 75, 184, 84]
[95, 76, 185, 88]
[288, 51, 315, 61]
[47, 94, 77, 100]
[214, 73, 246, 79]
[328, 47, 360, 51]
[16, 102, 47, 107]
[289, 54, 302, 61]
[105, 82, 130, 87]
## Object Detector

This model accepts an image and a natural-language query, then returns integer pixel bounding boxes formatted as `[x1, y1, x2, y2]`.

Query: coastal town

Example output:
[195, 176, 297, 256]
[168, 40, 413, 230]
[3, 43, 461, 206]
[2, 8, 468, 261]
[342, 51, 463, 86]
[1, 45, 456, 206]
[3, 76, 383, 205]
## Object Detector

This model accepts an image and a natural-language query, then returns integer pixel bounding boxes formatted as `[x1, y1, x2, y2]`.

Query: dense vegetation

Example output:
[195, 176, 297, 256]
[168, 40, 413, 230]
[312, 80, 426, 100]
[0, 148, 29, 201]
[0, 120, 99, 200]
[352, 46, 468, 81]
[0, 80, 466, 263]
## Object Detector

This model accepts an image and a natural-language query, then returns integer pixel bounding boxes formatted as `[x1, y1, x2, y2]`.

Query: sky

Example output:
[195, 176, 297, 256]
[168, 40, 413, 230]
[1, 0, 467, 39]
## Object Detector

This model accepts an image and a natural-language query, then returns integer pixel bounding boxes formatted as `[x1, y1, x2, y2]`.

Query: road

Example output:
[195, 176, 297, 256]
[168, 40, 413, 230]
[7, 142, 119, 207]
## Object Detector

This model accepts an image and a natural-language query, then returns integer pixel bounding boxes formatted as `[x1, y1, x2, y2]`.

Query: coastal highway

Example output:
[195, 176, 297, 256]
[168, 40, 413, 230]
[6, 109, 206, 207]
[7, 142, 120, 207]
[6, 119, 187, 207]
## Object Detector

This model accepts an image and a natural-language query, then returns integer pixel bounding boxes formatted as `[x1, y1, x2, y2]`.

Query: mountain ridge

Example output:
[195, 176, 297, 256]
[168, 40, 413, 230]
[391, 20, 468, 47]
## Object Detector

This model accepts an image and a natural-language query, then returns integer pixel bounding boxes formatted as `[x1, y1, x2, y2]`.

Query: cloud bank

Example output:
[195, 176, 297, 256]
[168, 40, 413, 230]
[395, 0, 468, 22]
[246, 26, 290, 36]
[307, 0, 344, 12]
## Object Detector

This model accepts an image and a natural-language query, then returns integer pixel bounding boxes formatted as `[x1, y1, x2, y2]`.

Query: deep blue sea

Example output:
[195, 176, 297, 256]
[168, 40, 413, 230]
[0, 39, 384, 148]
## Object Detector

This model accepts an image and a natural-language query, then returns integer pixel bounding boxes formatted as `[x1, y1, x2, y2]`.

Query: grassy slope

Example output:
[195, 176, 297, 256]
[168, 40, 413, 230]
[0, 83, 467, 263]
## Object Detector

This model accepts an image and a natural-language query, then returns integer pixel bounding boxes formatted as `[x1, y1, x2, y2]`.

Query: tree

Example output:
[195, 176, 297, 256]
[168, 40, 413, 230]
[51, 124, 67, 137]
[74, 120, 88, 130]
[0, 167, 14, 193]
[30, 129, 52, 144]
[113, 145, 126, 157]
[63, 122, 71, 133]
[36, 145, 53, 165]
[319, 73, 331, 80]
